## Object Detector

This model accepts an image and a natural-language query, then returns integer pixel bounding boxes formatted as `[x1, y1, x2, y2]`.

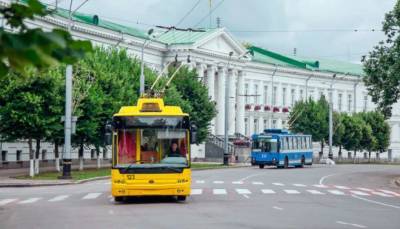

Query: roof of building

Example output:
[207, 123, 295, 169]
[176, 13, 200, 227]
[155, 28, 218, 45]
[248, 46, 364, 76]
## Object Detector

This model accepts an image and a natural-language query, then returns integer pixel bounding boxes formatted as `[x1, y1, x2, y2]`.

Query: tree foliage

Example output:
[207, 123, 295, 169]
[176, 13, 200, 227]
[363, 0, 400, 118]
[0, 0, 92, 77]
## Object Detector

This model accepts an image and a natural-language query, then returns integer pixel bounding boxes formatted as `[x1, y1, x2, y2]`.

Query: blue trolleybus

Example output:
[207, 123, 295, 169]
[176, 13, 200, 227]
[251, 129, 313, 169]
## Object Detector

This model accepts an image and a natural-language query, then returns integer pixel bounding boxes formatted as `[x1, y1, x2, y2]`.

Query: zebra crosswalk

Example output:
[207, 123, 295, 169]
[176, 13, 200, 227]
[0, 181, 399, 207]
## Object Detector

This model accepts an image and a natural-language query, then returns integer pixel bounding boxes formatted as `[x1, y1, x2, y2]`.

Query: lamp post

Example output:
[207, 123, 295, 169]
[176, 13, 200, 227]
[223, 51, 234, 166]
[328, 74, 336, 159]
[139, 28, 154, 96]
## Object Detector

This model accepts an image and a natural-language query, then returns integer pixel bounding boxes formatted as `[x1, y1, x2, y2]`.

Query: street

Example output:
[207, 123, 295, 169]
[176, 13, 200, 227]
[0, 164, 399, 229]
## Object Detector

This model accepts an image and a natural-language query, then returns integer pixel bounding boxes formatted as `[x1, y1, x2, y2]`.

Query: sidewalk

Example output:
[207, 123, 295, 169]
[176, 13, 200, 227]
[0, 163, 111, 188]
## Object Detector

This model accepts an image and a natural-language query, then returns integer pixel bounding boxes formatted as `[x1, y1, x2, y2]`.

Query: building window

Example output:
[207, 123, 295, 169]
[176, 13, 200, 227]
[254, 118, 259, 134]
[272, 86, 277, 106]
[263, 86, 268, 105]
[272, 119, 277, 128]
[1, 151, 7, 162]
[309, 89, 315, 100]
[263, 119, 268, 130]
[42, 150, 47, 160]
[291, 89, 295, 107]
[299, 89, 304, 101]
[319, 90, 324, 99]
[16, 150, 22, 161]
[338, 93, 343, 111]
[347, 94, 352, 112]
[245, 118, 249, 135]
[282, 87, 287, 106]
[254, 84, 259, 104]
[363, 95, 368, 111]
[244, 83, 249, 104]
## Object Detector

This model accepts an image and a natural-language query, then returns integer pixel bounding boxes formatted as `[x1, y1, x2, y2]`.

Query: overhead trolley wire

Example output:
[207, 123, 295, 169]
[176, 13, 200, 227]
[175, 0, 202, 27]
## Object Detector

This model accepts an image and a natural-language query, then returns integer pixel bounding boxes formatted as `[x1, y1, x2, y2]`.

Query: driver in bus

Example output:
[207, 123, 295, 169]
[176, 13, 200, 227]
[167, 141, 181, 157]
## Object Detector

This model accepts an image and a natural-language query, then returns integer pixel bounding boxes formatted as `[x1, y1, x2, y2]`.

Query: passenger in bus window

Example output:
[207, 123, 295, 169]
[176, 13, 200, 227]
[167, 141, 181, 157]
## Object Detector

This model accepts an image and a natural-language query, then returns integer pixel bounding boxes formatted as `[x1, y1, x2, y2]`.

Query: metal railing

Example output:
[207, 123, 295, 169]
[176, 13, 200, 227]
[207, 134, 235, 155]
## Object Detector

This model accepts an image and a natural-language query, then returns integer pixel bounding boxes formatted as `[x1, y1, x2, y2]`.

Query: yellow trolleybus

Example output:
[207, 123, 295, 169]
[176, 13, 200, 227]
[107, 97, 195, 202]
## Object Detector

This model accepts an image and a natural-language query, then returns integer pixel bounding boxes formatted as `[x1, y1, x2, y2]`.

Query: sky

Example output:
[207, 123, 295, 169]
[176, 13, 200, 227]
[43, 0, 397, 63]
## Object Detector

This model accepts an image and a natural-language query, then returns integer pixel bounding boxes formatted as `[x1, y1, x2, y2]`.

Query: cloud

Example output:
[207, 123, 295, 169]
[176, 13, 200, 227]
[42, 0, 396, 62]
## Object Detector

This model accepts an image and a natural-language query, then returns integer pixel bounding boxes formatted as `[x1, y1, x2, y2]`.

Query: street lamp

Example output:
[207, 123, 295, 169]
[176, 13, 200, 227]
[328, 74, 336, 159]
[139, 28, 154, 96]
[223, 51, 234, 166]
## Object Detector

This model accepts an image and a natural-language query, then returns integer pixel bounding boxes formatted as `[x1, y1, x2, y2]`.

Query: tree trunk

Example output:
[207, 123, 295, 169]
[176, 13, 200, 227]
[28, 138, 34, 177]
[35, 138, 40, 175]
[54, 140, 60, 172]
[79, 141, 84, 171]
[320, 140, 324, 157]
[353, 150, 356, 164]
[368, 151, 371, 163]
[96, 145, 101, 169]
[338, 145, 342, 159]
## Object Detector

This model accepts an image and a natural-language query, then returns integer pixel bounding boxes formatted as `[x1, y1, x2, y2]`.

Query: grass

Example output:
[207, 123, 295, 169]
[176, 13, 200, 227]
[15, 163, 233, 181]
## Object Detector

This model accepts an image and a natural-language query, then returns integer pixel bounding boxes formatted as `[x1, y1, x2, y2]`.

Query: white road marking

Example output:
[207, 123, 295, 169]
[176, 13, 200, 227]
[357, 187, 374, 192]
[307, 190, 325, 195]
[191, 189, 203, 195]
[195, 180, 205, 184]
[371, 191, 393, 197]
[379, 189, 400, 197]
[252, 181, 264, 185]
[350, 190, 370, 196]
[352, 195, 400, 209]
[18, 197, 42, 204]
[48, 195, 69, 202]
[273, 206, 283, 211]
[272, 182, 284, 186]
[319, 173, 338, 185]
[238, 173, 264, 182]
[243, 194, 250, 199]
[335, 185, 351, 190]
[0, 199, 17, 206]
[232, 181, 243, 184]
[213, 181, 224, 184]
[293, 184, 307, 187]
[284, 190, 300, 194]
[236, 189, 251, 195]
[213, 189, 227, 195]
[328, 190, 345, 195]
[313, 184, 328, 188]
[82, 193, 102, 200]
[261, 189, 276, 194]
[336, 221, 367, 228]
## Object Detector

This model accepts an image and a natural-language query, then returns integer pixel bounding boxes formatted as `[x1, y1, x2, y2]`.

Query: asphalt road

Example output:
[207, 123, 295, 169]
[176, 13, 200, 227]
[0, 164, 399, 229]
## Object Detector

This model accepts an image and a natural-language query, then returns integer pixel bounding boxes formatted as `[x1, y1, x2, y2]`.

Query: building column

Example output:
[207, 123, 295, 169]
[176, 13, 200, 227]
[216, 67, 226, 136]
[206, 65, 217, 134]
[228, 69, 237, 135]
[236, 71, 245, 135]
[249, 115, 254, 136]
[196, 63, 205, 83]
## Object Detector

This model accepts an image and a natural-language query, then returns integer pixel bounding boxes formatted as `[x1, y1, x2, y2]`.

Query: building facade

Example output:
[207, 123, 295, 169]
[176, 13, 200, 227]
[1, 1, 400, 161]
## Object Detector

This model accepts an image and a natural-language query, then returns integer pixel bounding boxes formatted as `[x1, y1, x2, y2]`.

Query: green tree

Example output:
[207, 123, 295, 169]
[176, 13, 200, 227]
[363, 0, 400, 118]
[356, 111, 390, 159]
[0, 69, 64, 176]
[332, 112, 345, 158]
[341, 114, 364, 159]
[0, 0, 92, 77]
[289, 96, 329, 155]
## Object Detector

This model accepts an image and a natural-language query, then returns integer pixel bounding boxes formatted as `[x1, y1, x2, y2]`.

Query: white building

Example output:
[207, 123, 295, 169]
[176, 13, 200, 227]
[1, 1, 400, 162]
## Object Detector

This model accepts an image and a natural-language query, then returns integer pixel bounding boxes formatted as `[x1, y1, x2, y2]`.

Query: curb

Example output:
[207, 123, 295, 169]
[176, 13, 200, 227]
[395, 178, 400, 188]
[0, 165, 251, 188]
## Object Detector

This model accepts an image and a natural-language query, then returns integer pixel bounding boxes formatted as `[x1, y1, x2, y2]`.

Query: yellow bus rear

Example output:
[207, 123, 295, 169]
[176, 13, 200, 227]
[107, 98, 195, 202]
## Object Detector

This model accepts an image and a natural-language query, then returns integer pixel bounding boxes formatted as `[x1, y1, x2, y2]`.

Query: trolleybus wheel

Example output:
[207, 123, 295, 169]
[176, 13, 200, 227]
[284, 157, 289, 169]
[259, 164, 265, 169]
[114, 196, 123, 202]
[177, 196, 187, 201]
[300, 156, 305, 168]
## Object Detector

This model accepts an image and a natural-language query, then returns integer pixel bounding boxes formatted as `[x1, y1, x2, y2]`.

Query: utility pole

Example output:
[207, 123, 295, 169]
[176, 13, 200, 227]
[59, 0, 89, 179]
[224, 51, 234, 165]
[328, 74, 336, 159]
